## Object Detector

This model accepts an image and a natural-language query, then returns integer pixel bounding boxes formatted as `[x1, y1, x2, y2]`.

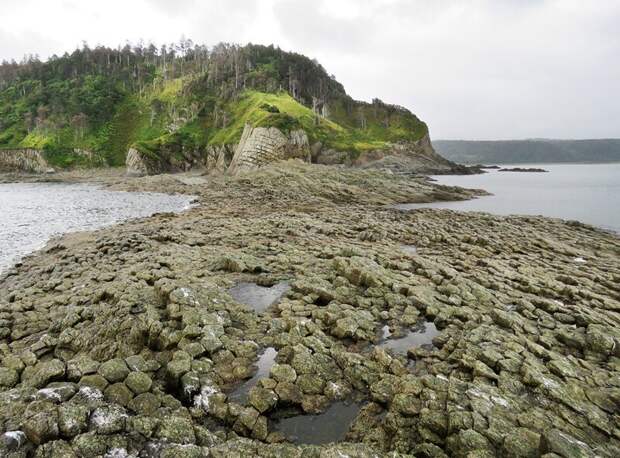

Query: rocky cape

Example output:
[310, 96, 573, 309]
[0, 42, 463, 177]
[0, 161, 619, 457]
[126, 123, 466, 177]
[8, 125, 467, 178]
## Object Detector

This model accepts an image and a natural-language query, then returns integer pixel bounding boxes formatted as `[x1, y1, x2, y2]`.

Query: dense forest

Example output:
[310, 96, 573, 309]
[433, 139, 620, 164]
[0, 40, 428, 167]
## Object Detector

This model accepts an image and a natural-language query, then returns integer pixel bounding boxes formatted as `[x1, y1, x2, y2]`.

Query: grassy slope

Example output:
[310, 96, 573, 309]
[209, 90, 428, 155]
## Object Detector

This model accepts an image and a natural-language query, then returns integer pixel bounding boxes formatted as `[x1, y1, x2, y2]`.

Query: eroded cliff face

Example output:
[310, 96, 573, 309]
[227, 125, 311, 175]
[206, 145, 234, 175]
[356, 133, 461, 174]
[125, 127, 463, 177]
[125, 148, 150, 176]
[0, 149, 53, 174]
[125, 145, 234, 176]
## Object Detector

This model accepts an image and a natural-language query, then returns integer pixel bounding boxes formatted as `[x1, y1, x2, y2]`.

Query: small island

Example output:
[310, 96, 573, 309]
[498, 167, 549, 172]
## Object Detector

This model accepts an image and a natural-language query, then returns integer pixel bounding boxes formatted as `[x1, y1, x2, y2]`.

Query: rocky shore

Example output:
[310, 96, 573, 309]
[1, 161, 619, 457]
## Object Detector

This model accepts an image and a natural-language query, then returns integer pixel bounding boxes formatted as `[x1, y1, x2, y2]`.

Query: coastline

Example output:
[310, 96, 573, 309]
[0, 175, 198, 276]
[1, 161, 619, 456]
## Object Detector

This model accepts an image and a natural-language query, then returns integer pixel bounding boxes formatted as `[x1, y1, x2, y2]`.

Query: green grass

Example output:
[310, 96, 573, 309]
[19, 131, 54, 149]
[207, 90, 427, 156]
[208, 90, 329, 144]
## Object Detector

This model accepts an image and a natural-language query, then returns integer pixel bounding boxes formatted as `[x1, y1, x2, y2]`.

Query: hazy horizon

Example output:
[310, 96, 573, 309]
[2, 0, 619, 140]
[434, 137, 620, 142]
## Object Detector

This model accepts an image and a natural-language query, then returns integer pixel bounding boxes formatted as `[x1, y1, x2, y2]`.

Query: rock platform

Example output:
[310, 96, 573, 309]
[0, 162, 618, 457]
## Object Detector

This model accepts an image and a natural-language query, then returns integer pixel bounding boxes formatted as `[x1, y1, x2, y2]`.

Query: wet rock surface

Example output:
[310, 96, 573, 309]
[0, 161, 619, 457]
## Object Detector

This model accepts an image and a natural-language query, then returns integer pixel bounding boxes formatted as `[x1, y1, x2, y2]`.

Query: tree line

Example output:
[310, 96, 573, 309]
[0, 40, 347, 108]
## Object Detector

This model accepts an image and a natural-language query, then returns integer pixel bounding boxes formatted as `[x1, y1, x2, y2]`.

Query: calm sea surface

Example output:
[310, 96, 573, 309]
[0, 183, 193, 272]
[395, 163, 620, 233]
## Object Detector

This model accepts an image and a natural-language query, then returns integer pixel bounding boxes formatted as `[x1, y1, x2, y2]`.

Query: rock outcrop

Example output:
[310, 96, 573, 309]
[355, 133, 470, 174]
[227, 124, 311, 174]
[0, 149, 53, 174]
[315, 133, 473, 175]
[125, 148, 150, 176]
[124, 126, 465, 177]
[126, 145, 234, 176]
[205, 145, 234, 175]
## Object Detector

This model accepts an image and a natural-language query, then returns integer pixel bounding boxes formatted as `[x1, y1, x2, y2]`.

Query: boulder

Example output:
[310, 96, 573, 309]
[125, 371, 152, 394]
[89, 405, 127, 434]
[22, 360, 65, 389]
[156, 416, 196, 444]
[0, 367, 19, 388]
[23, 409, 59, 445]
[98, 359, 129, 383]
[248, 387, 278, 413]
[58, 404, 90, 437]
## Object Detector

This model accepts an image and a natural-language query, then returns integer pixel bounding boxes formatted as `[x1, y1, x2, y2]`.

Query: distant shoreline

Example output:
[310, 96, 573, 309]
[460, 160, 620, 166]
[433, 138, 620, 165]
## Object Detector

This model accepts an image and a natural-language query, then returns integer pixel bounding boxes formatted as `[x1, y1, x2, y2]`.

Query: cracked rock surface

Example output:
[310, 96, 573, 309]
[0, 161, 618, 457]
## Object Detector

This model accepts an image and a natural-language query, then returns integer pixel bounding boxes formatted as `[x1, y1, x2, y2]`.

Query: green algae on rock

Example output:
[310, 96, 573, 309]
[0, 161, 619, 457]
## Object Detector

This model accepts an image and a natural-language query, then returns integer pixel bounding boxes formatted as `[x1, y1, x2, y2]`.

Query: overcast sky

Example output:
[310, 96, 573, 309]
[1, 0, 618, 140]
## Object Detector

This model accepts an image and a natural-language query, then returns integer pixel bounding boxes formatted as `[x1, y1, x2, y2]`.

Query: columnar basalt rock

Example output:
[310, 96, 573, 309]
[227, 124, 311, 174]
[125, 148, 150, 176]
[126, 145, 234, 176]
[0, 149, 53, 174]
[0, 162, 618, 456]
[205, 145, 233, 175]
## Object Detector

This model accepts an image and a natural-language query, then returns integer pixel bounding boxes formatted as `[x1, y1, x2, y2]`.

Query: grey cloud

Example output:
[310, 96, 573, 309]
[0, 29, 62, 62]
[272, 0, 372, 54]
[145, 0, 197, 15]
[0, 0, 618, 139]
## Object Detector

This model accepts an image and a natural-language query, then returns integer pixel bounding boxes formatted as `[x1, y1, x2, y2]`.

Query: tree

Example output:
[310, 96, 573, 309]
[71, 112, 88, 140]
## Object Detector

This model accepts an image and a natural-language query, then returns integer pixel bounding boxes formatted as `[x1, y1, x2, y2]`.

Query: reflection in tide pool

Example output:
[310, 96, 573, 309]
[400, 244, 417, 255]
[228, 281, 290, 313]
[379, 321, 439, 353]
[273, 399, 363, 444]
[0, 183, 194, 272]
[229, 347, 277, 403]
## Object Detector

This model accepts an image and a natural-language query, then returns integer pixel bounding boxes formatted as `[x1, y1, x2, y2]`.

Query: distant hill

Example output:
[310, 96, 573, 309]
[433, 139, 620, 164]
